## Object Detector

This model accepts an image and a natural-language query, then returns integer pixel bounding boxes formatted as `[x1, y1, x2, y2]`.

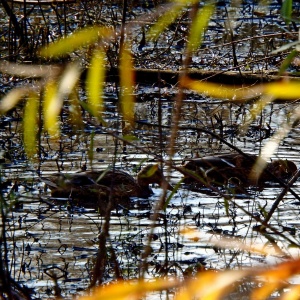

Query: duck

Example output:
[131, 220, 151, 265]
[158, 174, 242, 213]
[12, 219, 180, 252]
[180, 153, 297, 188]
[43, 164, 173, 213]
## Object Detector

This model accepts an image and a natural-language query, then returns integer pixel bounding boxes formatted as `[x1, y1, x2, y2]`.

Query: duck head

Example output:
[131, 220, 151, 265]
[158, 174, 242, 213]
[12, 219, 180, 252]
[267, 159, 297, 180]
[137, 164, 173, 192]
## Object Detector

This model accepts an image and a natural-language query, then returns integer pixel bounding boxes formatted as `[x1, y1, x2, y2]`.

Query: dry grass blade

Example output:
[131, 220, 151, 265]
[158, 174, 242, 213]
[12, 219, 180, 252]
[0, 61, 60, 78]
[181, 227, 284, 256]
[23, 92, 38, 159]
[0, 87, 31, 114]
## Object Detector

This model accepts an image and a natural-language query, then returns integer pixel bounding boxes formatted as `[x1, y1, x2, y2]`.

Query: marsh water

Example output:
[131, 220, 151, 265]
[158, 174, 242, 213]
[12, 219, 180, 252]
[2, 93, 300, 298]
[1, 0, 300, 298]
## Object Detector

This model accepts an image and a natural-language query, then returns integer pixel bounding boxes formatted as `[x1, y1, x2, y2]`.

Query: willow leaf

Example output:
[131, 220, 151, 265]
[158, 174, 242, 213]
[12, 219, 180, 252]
[187, 3, 215, 53]
[265, 81, 300, 99]
[0, 87, 29, 114]
[281, 0, 292, 24]
[40, 26, 112, 58]
[58, 63, 81, 98]
[43, 79, 61, 137]
[24, 92, 38, 159]
[86, 48, 105, 120]
[147, 2, 187, 41]
[119, 47, 135, 125]
[279, 49, 298, 75]
[180, 76, 263, 100]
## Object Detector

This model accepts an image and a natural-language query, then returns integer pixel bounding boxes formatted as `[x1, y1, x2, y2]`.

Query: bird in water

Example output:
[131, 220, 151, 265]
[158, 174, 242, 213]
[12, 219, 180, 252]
[180, 153, 297, 188]
[43, 164, 173, 213]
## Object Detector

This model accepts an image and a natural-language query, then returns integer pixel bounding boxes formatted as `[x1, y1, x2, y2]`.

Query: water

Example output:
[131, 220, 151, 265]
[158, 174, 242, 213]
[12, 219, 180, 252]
[1, 96, 300, 298]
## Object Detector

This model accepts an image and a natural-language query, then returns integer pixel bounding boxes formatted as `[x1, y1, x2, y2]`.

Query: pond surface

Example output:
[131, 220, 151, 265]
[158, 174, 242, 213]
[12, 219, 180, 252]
[1, 92, 300, 298]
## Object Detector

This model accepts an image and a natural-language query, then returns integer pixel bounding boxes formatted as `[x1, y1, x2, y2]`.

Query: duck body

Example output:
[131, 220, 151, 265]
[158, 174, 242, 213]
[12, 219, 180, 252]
[44, 164, 172, 212]
[182, 153, 297, 187]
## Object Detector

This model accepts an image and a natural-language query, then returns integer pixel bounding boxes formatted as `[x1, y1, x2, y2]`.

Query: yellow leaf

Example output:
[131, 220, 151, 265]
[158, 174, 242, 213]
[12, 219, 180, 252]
[119, 46, 135, 125]
[187, 3, 215, 53]
[147, 1, 187, 41]
[40, 26, 112, 58]
[176, 270, 249, 300]
[281, 284, 300, 300]
[43, 79, 61, 137]
[23, 92, 39, 159]
[180, 76, 263, 101]
[86, 48, 105, 119]
[264, 81, 300, 99]
[252, 259, 300, 300]
[80, 278, 180, 300]
[181, 77, 300, 101]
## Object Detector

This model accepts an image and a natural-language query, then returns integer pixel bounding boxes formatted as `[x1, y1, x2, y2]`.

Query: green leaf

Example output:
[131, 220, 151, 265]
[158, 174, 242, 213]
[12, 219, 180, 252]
[123, 134, 138, 141]
[40, 26, 112, 58]
[86, 48, 105, 119]
[224, 197, 230, 216]
[187, 3, 215, 53]
[24, 92, 38, 159]
[139, 164, 159, 178]
[279, 49, 298, 75]
[119, 46, 135, 125]
[281, 0, 293, 24]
